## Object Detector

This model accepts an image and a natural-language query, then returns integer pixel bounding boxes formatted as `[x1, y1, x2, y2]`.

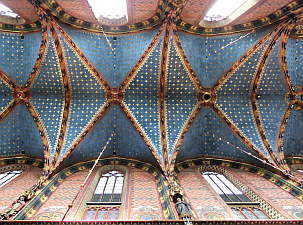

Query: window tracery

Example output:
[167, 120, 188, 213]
[202, 171, 269, 219]
[231, 207, 268, 219]
[202, 171, 251, 203]
[90, 170, 124, 203]
[199, 165, 283, 219]
[83, 170, 125, 220]
[83, 206, 120, 220]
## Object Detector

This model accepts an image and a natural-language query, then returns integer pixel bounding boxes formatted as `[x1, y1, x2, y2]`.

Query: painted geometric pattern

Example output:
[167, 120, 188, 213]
[177, 107, 261, 166]
[0, 32, 41, 85]
[31, 32, 64, 160]
[166, 34, 198, 159]
[0, 32, 25, 84]
[22, 32, 42, 85]
[58, 32, 108, 160]
[114, 27, 159, 87]
[283, 110, 303, 156]
[257, 37, 288, 157]
[0, 77, 13, 114]
[286, 38, 303, 86]
[124, 34, 163, 161]
[216, 38, 272, 159]
[60, 106, 159, 169]
[0, 104, 44, 158]
[59, 23, 114, 86]
[60, 23, 159, 87]
[177, 25, 276, 88]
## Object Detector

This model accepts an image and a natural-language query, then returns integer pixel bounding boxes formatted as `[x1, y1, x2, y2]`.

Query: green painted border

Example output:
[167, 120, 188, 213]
[0, 21, 41, 33]
[175, 158, 303, 200]
[14, 157, 175, 220]
[0, 156, 44, 168]
[289, 28, 303, 37]
[286, 157, 303, 165]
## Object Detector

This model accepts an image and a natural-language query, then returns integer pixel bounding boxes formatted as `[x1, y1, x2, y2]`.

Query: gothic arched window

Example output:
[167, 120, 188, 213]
[83, 170, 125, 220]
[0, 170, 23, 188]
[90, 170, 124, 203]
[202, 171, 269, 219]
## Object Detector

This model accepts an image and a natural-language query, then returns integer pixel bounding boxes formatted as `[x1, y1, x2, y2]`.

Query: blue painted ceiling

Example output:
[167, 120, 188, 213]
[0, 0, 302, 180]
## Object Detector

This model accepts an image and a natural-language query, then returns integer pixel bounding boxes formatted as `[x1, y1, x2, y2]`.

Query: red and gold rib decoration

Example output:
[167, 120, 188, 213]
[45, 19, 71, 170]
[250, 21, 292, 170]
[277, 10, 303, 171]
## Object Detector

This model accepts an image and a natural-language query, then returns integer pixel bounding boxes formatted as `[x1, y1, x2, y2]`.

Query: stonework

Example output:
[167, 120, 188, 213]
[0, 165, 42, 214]
[1, 160, 303, 222]
[129, 168, 163, 220]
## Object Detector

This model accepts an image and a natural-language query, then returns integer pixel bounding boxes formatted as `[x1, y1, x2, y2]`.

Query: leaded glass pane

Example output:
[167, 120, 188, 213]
[203, 172, 270, 219]
[96, 208, 108, 220]
[252, 207, 269, 219]
[108, 207, 119, 220]
[95, 177, 107, 194]
[242, 208, 257, 219]
[0, 170, 23, 188]
[112, 193, 121, 202]
[202, 171, 249, 203]
[101, 193, 112, 202]
[231, 207, 246, 219]
[91, 170, 124, 203]
[83, 208, 97, 220]
[217, 174, 242, 194]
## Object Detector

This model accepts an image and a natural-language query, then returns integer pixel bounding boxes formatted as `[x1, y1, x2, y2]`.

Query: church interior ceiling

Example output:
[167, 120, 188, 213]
[0, 0, 303, 184]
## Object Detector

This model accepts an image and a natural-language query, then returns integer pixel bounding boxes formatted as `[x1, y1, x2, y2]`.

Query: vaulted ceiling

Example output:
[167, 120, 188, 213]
[0, 0, 303, 184]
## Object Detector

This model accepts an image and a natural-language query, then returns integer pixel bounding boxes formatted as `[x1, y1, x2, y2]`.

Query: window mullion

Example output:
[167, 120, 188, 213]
[250, 207, 268, 219]
[100, 177, 109, 202]
[216, 174, 243, 202]
[207, 175, 233, 202]
[110, 176, 118, 202]
[94, 208, 98, 220]
[0, 173, 10, 186]
[0, 173, 16, 187]
[240, 208, 249, 219]
[106, 207, 110, 220]
[248, 207, 259, 219]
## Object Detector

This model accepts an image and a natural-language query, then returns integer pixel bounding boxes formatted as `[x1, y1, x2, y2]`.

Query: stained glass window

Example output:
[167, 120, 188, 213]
[231, 207, 269, 219]
[0, 170, 23, 188]
[202, 171, 270, 219]
[83, 207, 120, 220]
[83, 170, 125, 220]
[202, 171, 250, 203]
[91, 170, 124, 203]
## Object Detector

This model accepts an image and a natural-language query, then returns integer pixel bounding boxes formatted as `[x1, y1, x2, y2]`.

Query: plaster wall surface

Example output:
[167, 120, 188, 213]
[0, 165, 42, 213]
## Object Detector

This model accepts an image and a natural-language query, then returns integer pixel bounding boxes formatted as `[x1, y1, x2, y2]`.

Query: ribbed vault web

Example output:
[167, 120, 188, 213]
[31, 31, 64, 161]
[216, 37, 273, 159]
[123, 33, 164, 161]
